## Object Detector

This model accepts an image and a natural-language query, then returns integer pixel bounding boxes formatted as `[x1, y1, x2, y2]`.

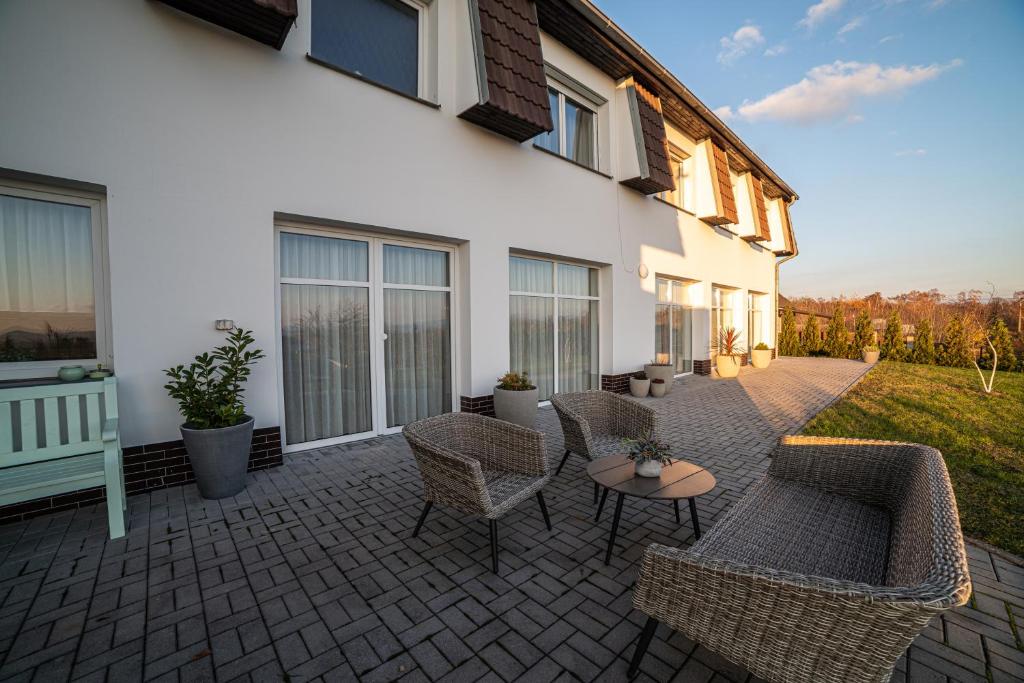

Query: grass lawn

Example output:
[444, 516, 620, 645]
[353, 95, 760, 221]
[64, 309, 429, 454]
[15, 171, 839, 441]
[802, 361, 1024, 557]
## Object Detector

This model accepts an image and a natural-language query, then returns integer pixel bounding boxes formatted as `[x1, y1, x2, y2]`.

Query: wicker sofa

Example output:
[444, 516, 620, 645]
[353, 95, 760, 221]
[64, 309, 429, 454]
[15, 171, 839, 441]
[628, 436, 972, 682]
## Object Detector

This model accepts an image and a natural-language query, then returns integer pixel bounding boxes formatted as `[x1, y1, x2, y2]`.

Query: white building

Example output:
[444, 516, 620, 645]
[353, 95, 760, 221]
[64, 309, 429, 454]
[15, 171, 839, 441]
[0, 0, 797, 499]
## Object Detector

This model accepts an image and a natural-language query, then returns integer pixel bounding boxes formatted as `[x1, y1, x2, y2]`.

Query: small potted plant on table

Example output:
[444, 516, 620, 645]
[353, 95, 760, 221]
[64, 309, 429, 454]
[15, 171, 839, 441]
[643, 360, 674, 393]
[715, 327, 744, 378]
[624, 436, 673, 478]
[629, 371, 650, 398]
[862, 345, 880, 364]
[493, 371, 538, 428]
[165, 328, 265, 500]
[750, 342, 772, 369]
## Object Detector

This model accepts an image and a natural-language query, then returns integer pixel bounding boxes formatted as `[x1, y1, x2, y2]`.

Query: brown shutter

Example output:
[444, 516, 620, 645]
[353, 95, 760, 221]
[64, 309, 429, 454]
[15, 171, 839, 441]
[620, 79, 674, 195]
[458, 0, 553, 142]
[701, 139, 739, 226]
[776, 200, 797, 255]
[744, 175, 771, 242]
[156, 0, 297, 49]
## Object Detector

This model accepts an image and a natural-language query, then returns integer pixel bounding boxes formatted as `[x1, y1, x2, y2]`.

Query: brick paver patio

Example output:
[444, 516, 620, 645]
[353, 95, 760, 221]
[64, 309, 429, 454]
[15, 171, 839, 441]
[0, 358, 1021, 682]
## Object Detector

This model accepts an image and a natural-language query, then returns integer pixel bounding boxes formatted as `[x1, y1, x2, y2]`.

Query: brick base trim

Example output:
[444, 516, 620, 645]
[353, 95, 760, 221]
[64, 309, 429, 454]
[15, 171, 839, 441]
[600, 372, 634, 394]
[693, 359, 712, 376]
[0, 426, 283, 525]
[460, 394, 495, 416]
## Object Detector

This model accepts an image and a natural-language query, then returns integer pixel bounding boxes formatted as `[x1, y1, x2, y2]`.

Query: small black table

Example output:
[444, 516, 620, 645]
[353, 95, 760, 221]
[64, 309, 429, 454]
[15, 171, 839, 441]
[587, 454, 716, 565]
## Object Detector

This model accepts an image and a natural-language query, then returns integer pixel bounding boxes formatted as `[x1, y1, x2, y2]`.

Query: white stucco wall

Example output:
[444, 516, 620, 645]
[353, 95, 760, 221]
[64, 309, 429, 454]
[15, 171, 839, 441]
[0, 0, 783, 447]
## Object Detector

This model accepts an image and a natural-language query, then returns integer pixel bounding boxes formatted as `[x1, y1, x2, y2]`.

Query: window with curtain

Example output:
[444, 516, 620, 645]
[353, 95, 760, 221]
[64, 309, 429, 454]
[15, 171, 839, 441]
[659, 148, 694, 213]
[311, 0, 423, 98]
[711, 286, 735, 352]
[532, 85, 597, 169]
[655, 278, 693, 374]
[1, 191, 101, 365]
[510, 256, 598, 401]
[748, 292, 764, 353]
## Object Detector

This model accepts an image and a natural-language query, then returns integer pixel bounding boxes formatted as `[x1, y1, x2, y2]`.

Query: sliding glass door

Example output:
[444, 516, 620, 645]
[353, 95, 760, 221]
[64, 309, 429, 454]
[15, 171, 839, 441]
[655, 277, 693, 375]
[278, 229, 454, 449]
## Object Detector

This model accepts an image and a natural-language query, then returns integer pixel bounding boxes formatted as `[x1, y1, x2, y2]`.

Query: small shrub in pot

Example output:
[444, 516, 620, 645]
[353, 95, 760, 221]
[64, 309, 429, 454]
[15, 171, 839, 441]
[715, 327, 745, 378]
[862, 344, 881, 364]
[751, 341, 772, 369]
[493, 371, 539, 428]
[623, 435, 673, 477]
[643, 361, 674, 393]
[629, 371, 650, 398]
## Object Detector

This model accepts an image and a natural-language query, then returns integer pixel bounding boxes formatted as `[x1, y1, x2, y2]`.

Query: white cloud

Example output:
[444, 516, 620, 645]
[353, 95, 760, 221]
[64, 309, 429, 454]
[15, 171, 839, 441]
[764, 44, 789, 57]
[730, 59, 963, 124]
[928, 0, 951, 9]
[798, 0, 845, 30]
[713, 105, 735, 121]
[895, 148, 927, 156]
[837, 16, 866, 37]
[845, 113, 865, 124]
[879, 34, 902, 44]
[717, 24, 766, 65]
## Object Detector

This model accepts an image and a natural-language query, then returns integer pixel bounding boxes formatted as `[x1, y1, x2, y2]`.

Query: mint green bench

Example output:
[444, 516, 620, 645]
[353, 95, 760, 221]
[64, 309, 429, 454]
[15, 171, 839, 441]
[0, 377, 126, 538]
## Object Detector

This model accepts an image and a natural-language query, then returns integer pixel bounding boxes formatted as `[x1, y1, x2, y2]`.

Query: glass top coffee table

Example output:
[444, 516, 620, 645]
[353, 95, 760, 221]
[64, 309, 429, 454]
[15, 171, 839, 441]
[587, 454, 716, 565]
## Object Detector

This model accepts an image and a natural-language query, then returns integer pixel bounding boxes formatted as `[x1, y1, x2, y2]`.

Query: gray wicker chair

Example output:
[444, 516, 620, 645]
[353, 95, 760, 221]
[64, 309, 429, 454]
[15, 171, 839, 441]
[550, 390, 656, 503]
[628, 436, 972, 682]
[402, 412, 551, 573]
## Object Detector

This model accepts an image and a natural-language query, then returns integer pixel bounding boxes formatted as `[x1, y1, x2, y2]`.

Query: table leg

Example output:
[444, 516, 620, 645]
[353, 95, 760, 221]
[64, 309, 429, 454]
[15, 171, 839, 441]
[688, 497, 701, 539]
[604, 492, 625, 565]
[674, 499, 680, 524]
[595, 487, 609, 522]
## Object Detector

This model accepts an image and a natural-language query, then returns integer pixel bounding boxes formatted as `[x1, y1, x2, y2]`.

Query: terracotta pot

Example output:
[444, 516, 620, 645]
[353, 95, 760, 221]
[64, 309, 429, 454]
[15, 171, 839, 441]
[629, 377, 650, 398]
[751, 348, 772, 369]
[862, 349, 880, 364]
[650, 380, 667, 398]
[715, 355, 741, 378]
[643, 364, 674, 393]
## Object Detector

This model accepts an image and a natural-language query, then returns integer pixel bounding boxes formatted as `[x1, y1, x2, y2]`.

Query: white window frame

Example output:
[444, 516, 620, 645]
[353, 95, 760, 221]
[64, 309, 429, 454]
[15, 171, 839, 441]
[536, 81, 600, 170]
[509, 255, 601, 401]
[748, 291, 766, 356]
[0, 181, 111, 381]
[274, 222, 459, 452]
[654, 276, 695, 377]
[711, 284, 738, 354]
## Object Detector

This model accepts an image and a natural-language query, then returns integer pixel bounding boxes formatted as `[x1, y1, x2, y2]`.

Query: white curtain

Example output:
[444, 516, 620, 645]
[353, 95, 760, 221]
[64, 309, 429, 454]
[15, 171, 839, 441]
[383, 288, 451, 427]
[510, 256, 553, 293]
[281, 284, 372, 444]
[558, 299, 598, 392]
[0, 194, 95, 361]
[568, 102, 595, 168]
[383, 245, 448, 286]
[510, 295, 554, 400]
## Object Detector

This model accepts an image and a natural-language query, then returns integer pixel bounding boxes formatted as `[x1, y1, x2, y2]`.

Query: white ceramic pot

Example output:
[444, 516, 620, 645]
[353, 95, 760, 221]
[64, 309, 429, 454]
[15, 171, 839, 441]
[643, 364, 674, 393]
[751, 348, 772, 369]
[715, 354, 741, 378]
[650, 380, 667, 398]
[635, 460, 663, 478]
[862, 349, 880, 364]
[629, 377, 650, 398]
[493, 386, 539, 428]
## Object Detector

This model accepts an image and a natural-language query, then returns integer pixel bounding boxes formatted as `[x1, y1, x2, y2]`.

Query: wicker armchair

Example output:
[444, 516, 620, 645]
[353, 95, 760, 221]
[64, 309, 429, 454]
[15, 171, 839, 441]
[627, 436, 972, 682]
[550, 390, 656, 503]
[402, 412, 551, 573]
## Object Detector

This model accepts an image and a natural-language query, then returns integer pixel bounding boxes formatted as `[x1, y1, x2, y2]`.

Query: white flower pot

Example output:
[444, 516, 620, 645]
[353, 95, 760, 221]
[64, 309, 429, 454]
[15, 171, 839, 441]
[629, 377, 650, 398]
[715, 354, 741, 378]
[643, 364, 674, 393]
[635, 460, 663, 478]
[862, 349, 880, 364]
[650, 381, 667, 398]
[751, 348, 772, 369]
[493, 386, 539, 428]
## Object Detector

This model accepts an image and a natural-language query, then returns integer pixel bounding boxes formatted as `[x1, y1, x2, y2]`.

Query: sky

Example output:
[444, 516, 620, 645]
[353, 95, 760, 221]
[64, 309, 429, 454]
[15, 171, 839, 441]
[595, 0, 1024, 300]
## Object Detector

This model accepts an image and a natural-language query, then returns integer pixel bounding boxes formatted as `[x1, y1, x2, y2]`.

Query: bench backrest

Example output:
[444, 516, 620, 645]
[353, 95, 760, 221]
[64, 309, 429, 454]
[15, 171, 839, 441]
[0, 377, 118, 467]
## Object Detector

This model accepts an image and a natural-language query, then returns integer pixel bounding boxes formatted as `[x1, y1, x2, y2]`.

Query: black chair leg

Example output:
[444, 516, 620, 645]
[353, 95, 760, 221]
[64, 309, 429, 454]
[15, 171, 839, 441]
[537, 491, 552, 531]
[412, 501, 432, 538]
[595, 486, 609, 522]
[489, 520, 499, 573]
[627, 617, 659, 678]
[593, 482, 599, 505]
[555, 449, 572, 475]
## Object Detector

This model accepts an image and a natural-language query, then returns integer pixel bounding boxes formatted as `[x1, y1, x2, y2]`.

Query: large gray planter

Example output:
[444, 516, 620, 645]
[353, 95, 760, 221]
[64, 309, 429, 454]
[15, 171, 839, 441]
[643, 364, 675, 393]
[493, 386, 539, 428]
[180, 416, 253, 499]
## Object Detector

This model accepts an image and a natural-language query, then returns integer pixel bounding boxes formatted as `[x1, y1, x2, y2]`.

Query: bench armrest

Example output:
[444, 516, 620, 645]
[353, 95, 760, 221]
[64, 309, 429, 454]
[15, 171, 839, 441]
[102, 417, 119, 443]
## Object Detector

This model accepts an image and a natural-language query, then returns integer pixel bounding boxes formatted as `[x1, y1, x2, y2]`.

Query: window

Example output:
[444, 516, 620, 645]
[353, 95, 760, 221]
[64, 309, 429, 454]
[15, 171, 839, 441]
[659, 148, 695, 212]
[655, 278, 693, 374]
[711, 286, 736, 353]
[509, 256, 599, 401]
[533, 86, 597, 169]
[748, 292, 765, 355]
[311, 0, 427, 99]
[0, 184, 109, 377]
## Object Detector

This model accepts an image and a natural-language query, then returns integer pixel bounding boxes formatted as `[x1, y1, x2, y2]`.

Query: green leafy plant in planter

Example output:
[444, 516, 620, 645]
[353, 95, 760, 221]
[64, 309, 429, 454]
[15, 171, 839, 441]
[715, 327, 745, 378]
[753, 342, 770, 351]
[496, 371, 535, 391]
[493, 371, 539, 428]
[623, 436, 673, 477]
[164, 328, 265, 499]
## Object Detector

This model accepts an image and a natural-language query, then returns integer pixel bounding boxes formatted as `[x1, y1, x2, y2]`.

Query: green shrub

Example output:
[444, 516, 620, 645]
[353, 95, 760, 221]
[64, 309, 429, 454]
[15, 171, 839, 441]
[753, 342, 770, 351]
[979, 318, 1017, 371]
[496, 371, 535, 390]
[823, 304, 849, 358]
[937, 316, 974, 368]
[801, 313, 821, 355]
[850, 309, 873, 358]
[880, 311, 906, 361]
[778, 307, 802, 356]
[911, 318, 935, 365]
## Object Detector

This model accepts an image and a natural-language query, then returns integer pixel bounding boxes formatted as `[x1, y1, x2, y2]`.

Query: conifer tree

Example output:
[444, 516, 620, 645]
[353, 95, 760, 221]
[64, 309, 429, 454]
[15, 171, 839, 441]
[823, 304, 849, 358]
[979, 318, 1017, 371]
[911, 318, 935, 365]
[937, 316, 973, 368]
[880, 310, 906, 361]
[850, 309, 873, 359]
[778, 307, 802, 356]
[802, 313, 821, 355]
